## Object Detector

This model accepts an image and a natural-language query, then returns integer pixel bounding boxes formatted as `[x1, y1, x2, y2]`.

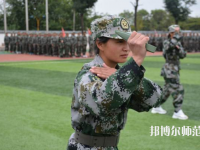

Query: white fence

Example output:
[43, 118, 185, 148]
[0, 33, 5, 47]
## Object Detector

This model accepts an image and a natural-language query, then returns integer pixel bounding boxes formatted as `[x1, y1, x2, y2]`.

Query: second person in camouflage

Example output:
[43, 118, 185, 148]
[151, 25, 188, 120]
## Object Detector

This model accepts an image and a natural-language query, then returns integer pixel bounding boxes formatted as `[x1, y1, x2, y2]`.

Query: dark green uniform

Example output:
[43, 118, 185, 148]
[4, 33, 10, 51]
[160, 34, 187, 112]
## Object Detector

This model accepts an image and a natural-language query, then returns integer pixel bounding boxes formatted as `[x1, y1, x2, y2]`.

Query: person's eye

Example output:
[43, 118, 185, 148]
[116, 40, 125, 43]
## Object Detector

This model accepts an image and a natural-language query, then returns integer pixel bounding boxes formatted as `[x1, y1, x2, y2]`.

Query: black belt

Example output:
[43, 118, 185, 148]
[74, 131, 120, 147]
[166, 60, 179, 65]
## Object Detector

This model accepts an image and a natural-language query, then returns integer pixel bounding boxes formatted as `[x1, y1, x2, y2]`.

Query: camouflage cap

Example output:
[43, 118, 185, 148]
[91, 15, 131, 40]
[168, 25, 181, 33]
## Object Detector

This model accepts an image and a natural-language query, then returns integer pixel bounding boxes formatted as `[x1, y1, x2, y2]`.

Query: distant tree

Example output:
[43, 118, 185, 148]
[164, 0, 196, 24]
[48, 0, 73, 30]
[29, 0, 45, 30]
[5, 0, 74, 31]
[0, 0, 4, 30]
[130, 0, 139, 31]
[72, 0, 97, 33]
[179, 17, 200, 30]
[0, 0, 4, 14]
[137, 9, 149, 30]
[0, 14, 3, 30]
[85, 10, 103, 30]
[6, 0, 25, 30]
[150, 9, 175, 30]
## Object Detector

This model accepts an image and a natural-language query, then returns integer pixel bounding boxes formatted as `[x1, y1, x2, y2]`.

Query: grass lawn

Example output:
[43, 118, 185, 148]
[0, 54, 199, 150]
[0, 50, 11, 55]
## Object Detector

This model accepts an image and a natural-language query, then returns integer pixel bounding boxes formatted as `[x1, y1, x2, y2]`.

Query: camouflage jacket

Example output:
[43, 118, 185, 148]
[89, 35, 94, 46]
[163, 38, 186, 61]
[51, 36, 58, 45]
[70, 35, 77, 45]
[64, 36, 70, 46]
[161, 38, 187, 78]
[82, 35, 87, 46]
[4, 36, 10, 43]
[14, 36, 18, 43]
[71, 55, 162, 136]
[41, 36, 47, 45]
[77, 36, 83, 46]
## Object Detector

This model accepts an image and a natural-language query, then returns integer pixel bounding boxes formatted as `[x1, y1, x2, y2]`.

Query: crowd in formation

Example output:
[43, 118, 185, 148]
[4, 31, 200, 58]
[146, 32, 200, 52]
[4, 32, 95, 58]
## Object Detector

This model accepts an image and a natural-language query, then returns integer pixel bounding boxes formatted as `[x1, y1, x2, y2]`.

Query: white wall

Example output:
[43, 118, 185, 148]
[0, 33, 5, 46]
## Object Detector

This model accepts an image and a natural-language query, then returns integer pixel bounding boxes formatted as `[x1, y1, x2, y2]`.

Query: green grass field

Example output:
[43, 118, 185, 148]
[0, 50, 11, 55]
[0, 54, 199, 150]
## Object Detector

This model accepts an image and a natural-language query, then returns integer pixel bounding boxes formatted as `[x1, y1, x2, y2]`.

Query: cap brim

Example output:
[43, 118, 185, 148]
[101, 34, 123, 39]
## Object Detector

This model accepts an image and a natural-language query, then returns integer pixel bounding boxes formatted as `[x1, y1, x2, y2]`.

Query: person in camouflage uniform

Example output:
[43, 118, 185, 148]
[58, 33, 65, 57]
[188, 32, 194, 52]
[82, 32, 87, 57]
[41, 34, 47, 55]
[151, 25, 188, 120]
[9, 33, 14, 52]
[28, 34, 33, 54]
[32, 34, 37, 54]
[198, 33, 200, 52]
[64, 33, 70, 57]
[88, 34, 94, 57]
[4, 33, 10, 51]
[21, 32, 26, 53]
[194, 33, 198, 52]
[51, 33, 59, 56]
[24, 33, 29, 53]
[13, 33, 18, 53]
[70, 32, 77, 57]
[48, 33, 53, 55]
[37, 33, 42, 55]
[18, 32, 23, 53]
[67, 15, 163, 150]
[76, 33, 82, 57]
[157, 34, 163, 51]
[182, 33, 188, 52]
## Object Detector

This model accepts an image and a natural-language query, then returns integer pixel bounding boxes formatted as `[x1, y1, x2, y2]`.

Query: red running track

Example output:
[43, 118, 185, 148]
[0, 51, 163, 62]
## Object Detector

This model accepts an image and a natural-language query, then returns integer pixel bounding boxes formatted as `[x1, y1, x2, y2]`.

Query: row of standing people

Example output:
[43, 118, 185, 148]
[4, 32, 95, 58]
[145, 32, 200, 52]
[4, 31, 200, 56]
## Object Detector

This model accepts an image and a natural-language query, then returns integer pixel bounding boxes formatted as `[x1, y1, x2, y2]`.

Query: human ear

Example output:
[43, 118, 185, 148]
[96, 40, 104, 52]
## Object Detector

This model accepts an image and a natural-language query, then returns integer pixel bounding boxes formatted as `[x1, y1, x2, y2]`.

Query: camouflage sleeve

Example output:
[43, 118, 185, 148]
[128, 78, 162, 112]
[162, 40, 170, 59]
[164, 39, 176, 50]
[77, 57, 144, 117]
[177, 41, 187, 59]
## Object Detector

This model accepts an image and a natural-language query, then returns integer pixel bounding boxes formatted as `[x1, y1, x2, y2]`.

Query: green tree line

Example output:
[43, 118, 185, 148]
[119, 9, 200, 31]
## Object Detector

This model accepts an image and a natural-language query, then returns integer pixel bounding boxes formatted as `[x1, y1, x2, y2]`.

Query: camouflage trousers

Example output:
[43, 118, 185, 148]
[159, 77, 184, 112]
[5, 43, 9, 51]
[19, 44, 23, 53]
[67, 133, 118, 150]
[65, 44, 70, 57]
[76, 45, 81, 57]
[71, 44, 76, 57]
[10, 43, 15, 52]
[59, 45, 65, 57]
[82, 45, 87, 55]
[89, 44, 94, 56]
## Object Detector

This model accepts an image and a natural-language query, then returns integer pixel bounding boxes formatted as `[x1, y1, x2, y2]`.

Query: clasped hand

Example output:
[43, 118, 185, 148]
[90, 63, 116, 79]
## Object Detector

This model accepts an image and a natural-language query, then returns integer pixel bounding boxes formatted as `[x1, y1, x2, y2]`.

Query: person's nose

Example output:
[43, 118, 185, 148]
[122, 43, 130, 52]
